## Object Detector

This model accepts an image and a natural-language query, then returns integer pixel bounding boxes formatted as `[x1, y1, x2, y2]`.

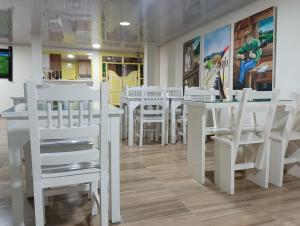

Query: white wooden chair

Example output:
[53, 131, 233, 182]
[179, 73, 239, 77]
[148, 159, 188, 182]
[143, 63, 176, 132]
[26, 81, 109, 226]
[177, 86, 220, 144]
[166, 87, 183, 99]
[166, 87, 183, 143]
[23, 83, 96, 198]
[121, 86, 142, 139]
[125, 86, 142, 97]
[214, 88, 279, 194]
[134, 86, 167, 147]
[269, 93, 300, 187]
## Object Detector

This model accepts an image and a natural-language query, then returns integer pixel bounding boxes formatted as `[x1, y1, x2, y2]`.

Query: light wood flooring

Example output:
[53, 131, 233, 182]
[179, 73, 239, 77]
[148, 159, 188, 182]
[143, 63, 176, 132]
[1, 118, 300, 226]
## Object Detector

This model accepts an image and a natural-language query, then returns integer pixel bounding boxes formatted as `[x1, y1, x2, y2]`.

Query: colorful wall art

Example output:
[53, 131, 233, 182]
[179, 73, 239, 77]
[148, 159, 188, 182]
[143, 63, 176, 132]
[183, 36, 201, 87]
[203, 25, 230, 97]
[233, 7, 275, 90]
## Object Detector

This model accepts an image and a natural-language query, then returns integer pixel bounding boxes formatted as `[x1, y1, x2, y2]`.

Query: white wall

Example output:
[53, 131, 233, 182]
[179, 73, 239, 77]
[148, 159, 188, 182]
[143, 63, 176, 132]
[160, 0, 300, 98]
[0, 45, 32, 112]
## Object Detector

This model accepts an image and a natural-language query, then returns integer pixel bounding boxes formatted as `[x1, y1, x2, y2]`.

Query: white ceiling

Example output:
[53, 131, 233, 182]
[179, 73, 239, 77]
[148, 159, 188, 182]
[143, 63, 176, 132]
[0, 0, 256, 52]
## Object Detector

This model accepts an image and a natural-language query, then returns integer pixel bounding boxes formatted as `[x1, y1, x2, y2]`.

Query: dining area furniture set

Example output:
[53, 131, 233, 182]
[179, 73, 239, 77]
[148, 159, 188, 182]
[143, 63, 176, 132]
[121, 85, 300, 195]
[2, 81, 300, 226]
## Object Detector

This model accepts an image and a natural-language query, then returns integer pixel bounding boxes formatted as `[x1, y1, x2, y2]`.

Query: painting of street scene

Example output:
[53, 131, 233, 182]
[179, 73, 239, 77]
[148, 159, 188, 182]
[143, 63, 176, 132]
[183, 36, 201, 87]
[233, 7, 275, 90]
[203, 25, 230, 98]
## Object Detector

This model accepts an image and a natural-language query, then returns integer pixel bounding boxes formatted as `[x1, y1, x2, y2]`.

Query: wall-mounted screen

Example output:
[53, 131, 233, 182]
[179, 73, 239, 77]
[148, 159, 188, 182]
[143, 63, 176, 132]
[0, 46, 13, 81]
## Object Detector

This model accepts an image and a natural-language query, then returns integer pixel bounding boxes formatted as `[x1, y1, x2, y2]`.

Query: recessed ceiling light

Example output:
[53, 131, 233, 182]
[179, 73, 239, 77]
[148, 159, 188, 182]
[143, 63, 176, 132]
[67, 54, 75, 59]
[120, 21, 130, 26]
[92, 43, 100, 49]
[88, 56, 92, 60]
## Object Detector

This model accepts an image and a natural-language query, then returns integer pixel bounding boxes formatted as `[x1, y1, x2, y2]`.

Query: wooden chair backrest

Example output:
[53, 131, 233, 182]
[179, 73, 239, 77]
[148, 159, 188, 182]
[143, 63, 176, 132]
[232, 89, 279, 163]
[125, 86, 142, 98]
[184, 86, 219, 101]
[166, 87, 183, 98]
[26, 81, 109, 169]
[141, 86, 166, 116]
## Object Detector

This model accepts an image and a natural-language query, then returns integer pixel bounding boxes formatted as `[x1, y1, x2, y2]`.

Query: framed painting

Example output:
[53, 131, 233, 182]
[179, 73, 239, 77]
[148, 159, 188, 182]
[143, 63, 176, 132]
[233, 7, 275, 90]
[183, 36, 201, 87]
[203, 25, 230, 97]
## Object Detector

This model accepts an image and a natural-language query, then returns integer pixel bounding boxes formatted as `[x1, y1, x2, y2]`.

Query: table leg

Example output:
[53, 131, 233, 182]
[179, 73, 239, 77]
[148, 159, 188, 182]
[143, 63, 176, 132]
[165, 101, 169, 145]
[187, 106, 206, 184]
[110, 116, 121, 223]
[128, 103, 134, 146]
[120, 102, 127, 140]
[171, 102, 176, 144]
[7, 121, 25, 226]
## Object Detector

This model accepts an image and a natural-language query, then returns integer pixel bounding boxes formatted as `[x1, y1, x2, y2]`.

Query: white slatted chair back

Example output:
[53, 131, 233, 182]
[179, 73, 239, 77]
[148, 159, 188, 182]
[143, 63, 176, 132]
[166, 87, 183, 98]
[184, 86, 219, 101]
[26, 80, 109, 168]
[232, 89, 279, 166]
[125, 86, 142, 98]
[141, 86, 166, 117]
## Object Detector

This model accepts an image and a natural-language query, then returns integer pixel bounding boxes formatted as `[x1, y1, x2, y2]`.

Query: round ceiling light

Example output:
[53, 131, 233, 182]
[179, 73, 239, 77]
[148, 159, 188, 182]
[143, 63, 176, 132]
[92, 43, 101, 49]
[67, 54, 75, 59]
[120, 21, 130, 26]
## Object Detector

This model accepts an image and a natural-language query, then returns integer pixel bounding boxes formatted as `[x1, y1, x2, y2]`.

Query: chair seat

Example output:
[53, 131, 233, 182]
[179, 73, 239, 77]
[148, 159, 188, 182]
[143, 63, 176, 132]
[42, 161, 100, 178]
[213, 132, 265, 145]
[209, 126, 264, 136]
[41, 138, 94, 152]
[135, 115, 164, 122]
[206, 127, 232, 135]
[271, 130, 300, 142]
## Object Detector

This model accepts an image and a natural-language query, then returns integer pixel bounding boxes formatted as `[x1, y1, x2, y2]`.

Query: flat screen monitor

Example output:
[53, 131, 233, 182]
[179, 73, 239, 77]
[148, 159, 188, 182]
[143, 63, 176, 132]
[0, 46, 13, 81]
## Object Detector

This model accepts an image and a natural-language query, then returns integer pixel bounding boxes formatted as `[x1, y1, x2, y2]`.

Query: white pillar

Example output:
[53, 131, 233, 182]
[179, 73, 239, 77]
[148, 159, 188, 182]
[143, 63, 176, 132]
[144, 42, 160, 86]
[31, 33, 43, 83]
[92, 52, 100, 89]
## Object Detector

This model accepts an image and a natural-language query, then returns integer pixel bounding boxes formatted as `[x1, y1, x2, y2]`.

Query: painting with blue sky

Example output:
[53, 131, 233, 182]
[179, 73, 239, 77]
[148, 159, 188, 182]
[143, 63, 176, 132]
[233, 7, 275, 91]
[202, 25, 230, 96]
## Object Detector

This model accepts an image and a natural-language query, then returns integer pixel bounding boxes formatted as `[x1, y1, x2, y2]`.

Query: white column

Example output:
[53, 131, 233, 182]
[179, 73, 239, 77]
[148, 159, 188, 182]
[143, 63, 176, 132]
[30, 0, 43, 83]
[31, 33, 43, 83]
[92, 52, 100, 89]
[144, 42, 160, 86]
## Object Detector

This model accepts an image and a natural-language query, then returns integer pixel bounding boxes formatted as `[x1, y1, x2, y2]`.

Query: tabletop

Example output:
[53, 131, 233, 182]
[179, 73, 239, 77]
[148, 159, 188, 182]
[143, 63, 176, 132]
[183, 99, 293, 108]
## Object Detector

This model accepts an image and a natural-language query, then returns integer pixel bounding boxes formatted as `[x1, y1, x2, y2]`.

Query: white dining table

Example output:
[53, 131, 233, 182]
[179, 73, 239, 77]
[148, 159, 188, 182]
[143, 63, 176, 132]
[183, 99, 293, 185]
[120, 95, 183, 146]
[1, 103, 123, 226]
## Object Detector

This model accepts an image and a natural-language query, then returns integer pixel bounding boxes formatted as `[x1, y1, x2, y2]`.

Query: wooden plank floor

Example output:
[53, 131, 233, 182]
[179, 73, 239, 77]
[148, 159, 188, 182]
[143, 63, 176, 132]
[1, 118, 300, 226]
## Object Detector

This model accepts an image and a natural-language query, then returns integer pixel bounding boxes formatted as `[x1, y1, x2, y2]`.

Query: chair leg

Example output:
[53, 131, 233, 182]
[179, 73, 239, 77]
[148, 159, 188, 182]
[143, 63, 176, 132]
[44, 194, 48, 206]
[24, 142, 34, 198]
[139, 121, 143, 147]
[90, 181, 98, 216]
[286, 144, 300, 178]
[33, 184, 45, 226]
[161, 121, 165, 146]
[215, 141, 235, 194]
[100, 171, 109, 226]
[183, 120, 187, 144]
[247, 142, 270, 189]
[155, 123, 159, 142]
[269, 140, 285, 187]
